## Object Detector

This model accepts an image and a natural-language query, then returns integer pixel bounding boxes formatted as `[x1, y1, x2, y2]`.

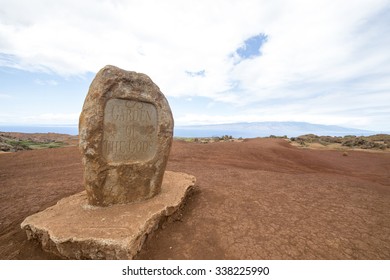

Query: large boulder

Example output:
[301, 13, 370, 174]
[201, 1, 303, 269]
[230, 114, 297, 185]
[79, 65, 174, 206]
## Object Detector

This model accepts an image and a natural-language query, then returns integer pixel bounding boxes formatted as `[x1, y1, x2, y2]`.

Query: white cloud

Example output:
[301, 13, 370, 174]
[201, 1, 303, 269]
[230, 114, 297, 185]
[34, 79, 58, 86]
[0, 0, 390, 130]
[0, 112, 80, 125]
[22, 113, 80, 124]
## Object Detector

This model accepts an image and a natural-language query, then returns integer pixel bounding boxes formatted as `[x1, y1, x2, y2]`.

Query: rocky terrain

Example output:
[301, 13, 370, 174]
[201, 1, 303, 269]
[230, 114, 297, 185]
[0, 134, 389, 259]
[290, 134, 390, 151]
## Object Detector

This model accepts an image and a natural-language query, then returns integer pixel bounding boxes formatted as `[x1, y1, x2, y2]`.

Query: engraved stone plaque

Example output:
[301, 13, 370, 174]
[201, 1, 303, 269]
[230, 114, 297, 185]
[103, 99, 157, 163]
[79, 65, 174, 206]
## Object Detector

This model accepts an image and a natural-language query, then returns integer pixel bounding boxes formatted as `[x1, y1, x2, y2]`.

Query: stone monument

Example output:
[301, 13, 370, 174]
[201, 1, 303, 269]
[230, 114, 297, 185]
[21, 66, 196, 259]
[79, 65, 174, 206]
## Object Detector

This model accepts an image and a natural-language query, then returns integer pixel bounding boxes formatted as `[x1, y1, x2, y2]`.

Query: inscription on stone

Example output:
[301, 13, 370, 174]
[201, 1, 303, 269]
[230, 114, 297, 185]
[79, 65, 174, 206]
[103, 99, 157, 163]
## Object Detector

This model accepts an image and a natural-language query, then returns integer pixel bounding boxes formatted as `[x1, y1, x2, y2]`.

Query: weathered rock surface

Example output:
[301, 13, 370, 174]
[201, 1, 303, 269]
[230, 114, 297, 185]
[21, 171, 195, 260]
[79, 65, 174, 206]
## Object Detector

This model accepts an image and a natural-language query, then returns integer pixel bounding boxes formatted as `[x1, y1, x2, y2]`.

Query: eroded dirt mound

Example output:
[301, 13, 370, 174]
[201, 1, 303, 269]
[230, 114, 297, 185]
[1, 138, 389, 259]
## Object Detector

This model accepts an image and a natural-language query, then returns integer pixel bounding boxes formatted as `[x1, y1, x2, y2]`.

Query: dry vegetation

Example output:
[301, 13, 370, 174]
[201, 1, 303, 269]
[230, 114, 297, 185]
[290, 134, 390, 152]
[2, 132, 390, 153]
[175, 135, 244, 144]
[0, 132, 78, 152]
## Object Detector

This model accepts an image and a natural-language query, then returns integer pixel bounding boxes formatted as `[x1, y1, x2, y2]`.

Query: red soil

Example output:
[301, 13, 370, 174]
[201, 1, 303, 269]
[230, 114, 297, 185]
[0, 138, 389, 259]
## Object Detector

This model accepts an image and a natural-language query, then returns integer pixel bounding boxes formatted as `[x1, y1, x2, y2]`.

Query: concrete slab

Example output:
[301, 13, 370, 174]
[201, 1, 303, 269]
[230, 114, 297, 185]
[21, 171, 195, 259]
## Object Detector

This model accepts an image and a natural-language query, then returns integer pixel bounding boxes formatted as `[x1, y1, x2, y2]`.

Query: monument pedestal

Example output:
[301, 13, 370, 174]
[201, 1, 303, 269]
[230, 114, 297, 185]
[21, 171, 195, 260]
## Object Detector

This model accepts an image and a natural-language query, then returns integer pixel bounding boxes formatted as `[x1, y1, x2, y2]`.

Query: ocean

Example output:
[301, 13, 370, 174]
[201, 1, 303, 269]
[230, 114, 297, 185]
[0, 125, 79, 135]
[0, 125, 244, 138]
[1, 123, 380, 138]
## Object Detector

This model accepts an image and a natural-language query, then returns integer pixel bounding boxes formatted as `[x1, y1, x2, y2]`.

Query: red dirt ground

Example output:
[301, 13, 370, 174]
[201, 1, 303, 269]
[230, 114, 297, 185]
[0, 138, 389, 259]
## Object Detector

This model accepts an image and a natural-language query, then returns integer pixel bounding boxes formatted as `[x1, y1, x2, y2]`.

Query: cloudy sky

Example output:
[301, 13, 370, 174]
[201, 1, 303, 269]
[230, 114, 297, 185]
[1, 0, 389, 131]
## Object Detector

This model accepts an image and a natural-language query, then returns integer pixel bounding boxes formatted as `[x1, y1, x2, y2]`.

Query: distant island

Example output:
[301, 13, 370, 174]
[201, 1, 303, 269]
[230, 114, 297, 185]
[174, 121, 385, 138]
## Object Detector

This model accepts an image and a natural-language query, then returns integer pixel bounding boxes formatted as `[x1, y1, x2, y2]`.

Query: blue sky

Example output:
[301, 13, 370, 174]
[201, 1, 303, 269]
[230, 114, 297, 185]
[1, 0, 390, 131]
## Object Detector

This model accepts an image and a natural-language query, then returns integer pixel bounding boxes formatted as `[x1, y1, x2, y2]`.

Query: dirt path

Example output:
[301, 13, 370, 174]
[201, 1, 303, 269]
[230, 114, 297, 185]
[1, 139, 389, 259]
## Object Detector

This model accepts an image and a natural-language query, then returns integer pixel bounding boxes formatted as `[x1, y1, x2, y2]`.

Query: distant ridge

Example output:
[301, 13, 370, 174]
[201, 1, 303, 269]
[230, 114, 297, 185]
[174, 121, 378, 138]
[0, 122, 384, 138]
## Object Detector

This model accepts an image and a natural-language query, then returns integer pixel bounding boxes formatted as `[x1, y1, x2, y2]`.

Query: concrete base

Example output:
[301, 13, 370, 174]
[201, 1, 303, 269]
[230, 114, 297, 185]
[21, 171, 195, 259]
